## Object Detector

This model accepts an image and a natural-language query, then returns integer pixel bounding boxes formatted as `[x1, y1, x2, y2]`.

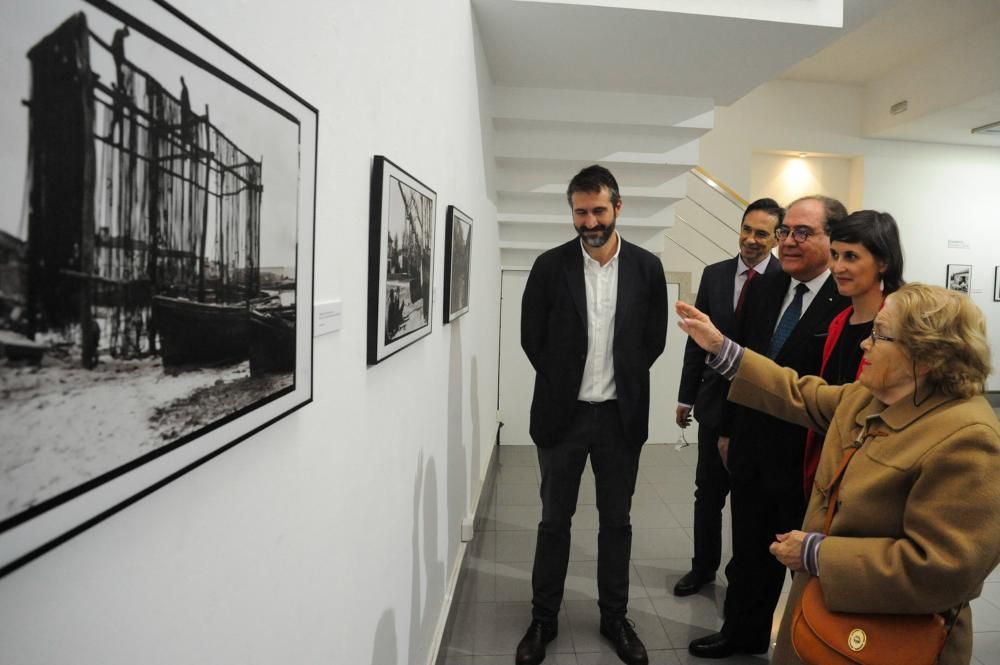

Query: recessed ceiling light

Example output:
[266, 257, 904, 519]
[798, 152, 807, 158]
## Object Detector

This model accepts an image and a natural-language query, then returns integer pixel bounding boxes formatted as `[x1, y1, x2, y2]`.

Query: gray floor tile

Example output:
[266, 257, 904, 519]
[568, 529, 599, 561]
[495, 505, 540, 531]
[973, 630, 1000, 665]
[455, 561, 497, 604]
[673, 649, 769, 664]
[632, 528, 694, 560]
[632, 483, 666, 508]
[972, 597, 1000, 631]
[981, 581, 1000, 608]
[561, 560, 647, 602]
[498, 482, 541, 506]
[495, 530, 536, 563]
[631, 503, 682, 529]
[494, 560, 534, 602]
[498, 465, 539, 484]
[651, 588, 728, 647]
[498, 445, 538, 467]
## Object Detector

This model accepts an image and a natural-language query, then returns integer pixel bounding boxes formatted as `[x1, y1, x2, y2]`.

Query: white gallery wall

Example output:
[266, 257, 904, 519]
[0, 2, 500, 665]
[701, 80, 1000, 389]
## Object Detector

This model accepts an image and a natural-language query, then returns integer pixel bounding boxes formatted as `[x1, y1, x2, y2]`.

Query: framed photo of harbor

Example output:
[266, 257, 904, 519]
[946, 264, 971, 294]
[367, 156, 436, 364]
[442, 206, 472, 324]
[0, 0, 316, 577]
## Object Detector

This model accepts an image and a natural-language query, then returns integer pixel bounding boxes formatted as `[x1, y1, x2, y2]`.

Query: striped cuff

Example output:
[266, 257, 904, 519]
[802, 532, 826, 576]
[706, 336, 743, 380]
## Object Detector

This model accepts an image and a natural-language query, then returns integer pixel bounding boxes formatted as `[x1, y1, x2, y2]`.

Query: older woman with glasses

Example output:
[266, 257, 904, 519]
[676, 283, 1000, 665]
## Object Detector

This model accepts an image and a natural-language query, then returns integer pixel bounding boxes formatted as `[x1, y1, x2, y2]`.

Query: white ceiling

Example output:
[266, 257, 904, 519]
[472, 0, 894, 105]
[781, 0, 1000, 85]
[474, 0, 1000, 148]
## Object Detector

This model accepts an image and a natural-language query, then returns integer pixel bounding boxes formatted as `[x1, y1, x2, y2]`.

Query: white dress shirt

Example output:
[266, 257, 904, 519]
[732, 255, 774, 312]
[773, 269, 831, 331]
[577, 234, 621, 402]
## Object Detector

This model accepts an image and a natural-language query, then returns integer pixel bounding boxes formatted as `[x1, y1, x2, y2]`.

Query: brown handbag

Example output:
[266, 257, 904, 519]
[790, 445, 953, 665]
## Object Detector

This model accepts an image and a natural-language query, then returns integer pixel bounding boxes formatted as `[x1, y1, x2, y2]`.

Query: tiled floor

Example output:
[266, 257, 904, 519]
[438, 439, 1000, 665]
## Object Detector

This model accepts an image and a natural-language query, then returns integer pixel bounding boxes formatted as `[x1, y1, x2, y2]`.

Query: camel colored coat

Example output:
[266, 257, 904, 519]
[728, 350, 1000, 665]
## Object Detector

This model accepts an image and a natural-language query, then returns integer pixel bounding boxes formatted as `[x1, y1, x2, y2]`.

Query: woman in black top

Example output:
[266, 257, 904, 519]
[801, 210, 905, 493]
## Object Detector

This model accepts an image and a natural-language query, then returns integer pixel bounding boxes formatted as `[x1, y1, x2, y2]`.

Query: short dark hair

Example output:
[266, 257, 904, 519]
[566, 164, 621, 208]
[829, 210, 905, 294]
[742, 198, 784, 227]
[787, 194, 848, 230]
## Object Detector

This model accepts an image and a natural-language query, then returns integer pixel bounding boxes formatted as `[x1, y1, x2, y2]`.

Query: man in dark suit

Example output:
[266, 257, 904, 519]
[689, 195, 849, 659]
[516, 165, 668, 665]
[673, 198, 783, 597]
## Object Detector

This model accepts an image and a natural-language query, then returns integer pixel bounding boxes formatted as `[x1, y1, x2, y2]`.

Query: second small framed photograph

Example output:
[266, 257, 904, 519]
[946, 264, 971, 294]
[443, 206, 472, 324]
[367, 156, 436, 364]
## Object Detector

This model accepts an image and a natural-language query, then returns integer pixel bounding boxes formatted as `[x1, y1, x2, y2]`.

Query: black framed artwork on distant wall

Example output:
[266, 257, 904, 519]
[443, 205, 472, 324]
[0, 0, 317, 578]
[367, 155, 436, 364]
[946, 263, 971, 294]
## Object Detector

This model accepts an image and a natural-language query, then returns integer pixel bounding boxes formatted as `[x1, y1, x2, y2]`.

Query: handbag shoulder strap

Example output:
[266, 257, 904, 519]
[820, 445, 860, 535]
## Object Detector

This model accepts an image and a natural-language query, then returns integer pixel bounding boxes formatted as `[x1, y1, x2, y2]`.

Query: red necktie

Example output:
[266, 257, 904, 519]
[734, 268, 757, 320]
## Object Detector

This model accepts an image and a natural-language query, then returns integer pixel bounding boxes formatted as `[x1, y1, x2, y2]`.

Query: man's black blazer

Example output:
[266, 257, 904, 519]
[723, 271, 848, 491]
[677, 254, 781, 429]
[521, 237, 668, 448]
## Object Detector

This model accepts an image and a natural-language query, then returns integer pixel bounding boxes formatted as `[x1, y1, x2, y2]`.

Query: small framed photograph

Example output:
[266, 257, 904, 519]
[443, 206, 472, 324]
[946, 264, 971, 294]
[994, 266, 1000, 302]
[367, 155, 436, 364]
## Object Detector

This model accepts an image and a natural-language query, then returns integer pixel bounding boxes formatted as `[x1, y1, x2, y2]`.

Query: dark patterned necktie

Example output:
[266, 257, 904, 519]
[767, 282, 809, 359]
[734, 268, 757, 321]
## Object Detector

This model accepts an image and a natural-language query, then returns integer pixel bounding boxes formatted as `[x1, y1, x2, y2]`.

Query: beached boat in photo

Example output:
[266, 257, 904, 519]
[248, 305, 295, 375]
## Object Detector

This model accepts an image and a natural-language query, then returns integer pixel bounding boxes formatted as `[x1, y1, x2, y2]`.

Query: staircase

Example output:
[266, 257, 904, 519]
[492, 86, 714, 269]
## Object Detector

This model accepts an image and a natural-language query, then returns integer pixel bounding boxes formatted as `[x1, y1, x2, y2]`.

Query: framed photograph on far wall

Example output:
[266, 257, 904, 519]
[994, 266, 1000, 302]
[443, 206, 472, 324]
[946, 264, 972, 294]
[367, 155, 436, 364]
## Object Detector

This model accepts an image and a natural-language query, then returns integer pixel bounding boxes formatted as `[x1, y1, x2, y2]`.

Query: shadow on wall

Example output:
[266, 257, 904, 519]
[370, 453, 446, 665]
[371, 610, 398, 665]
[448, 322, 471, 568]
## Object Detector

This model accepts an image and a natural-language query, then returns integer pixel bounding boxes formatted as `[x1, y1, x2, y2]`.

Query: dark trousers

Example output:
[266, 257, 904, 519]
[691, 422, 729, 574]
[721, 479, 806, 646]
[531, 401, 641, 624]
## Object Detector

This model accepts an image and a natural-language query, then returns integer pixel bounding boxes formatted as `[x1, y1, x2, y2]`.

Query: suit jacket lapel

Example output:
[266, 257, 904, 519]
[614, 241, 634, 337]
[563, 241, 587, 325]
[780, 275, 840, 355]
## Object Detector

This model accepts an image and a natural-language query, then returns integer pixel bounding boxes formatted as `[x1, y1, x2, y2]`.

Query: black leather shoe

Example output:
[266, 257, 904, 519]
[515, 620, 557, 665]
[600, 617, 649, 665]
[688, 632, 768, 659]
[672, 570, 715, 596]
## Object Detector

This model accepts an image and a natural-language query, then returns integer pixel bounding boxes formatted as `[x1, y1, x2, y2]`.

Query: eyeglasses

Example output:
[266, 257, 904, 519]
[774, 226, 818, 243]
[869, 330, 896, 346]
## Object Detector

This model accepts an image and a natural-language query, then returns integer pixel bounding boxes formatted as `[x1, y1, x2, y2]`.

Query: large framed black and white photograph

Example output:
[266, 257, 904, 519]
[0, 0, 317, 576]
[368, 156, 436, 364]
[946, 263, 971, 294]
[443, 205, 472, 324]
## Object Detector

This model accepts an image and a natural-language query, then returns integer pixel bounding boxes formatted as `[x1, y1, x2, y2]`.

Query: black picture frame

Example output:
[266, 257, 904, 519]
[367, 155, 436, 364]
[0, 0, 317, 577]
[994, 267, 1000, 302]
[946, 264, 971, 294]
[442, 206, 472, 324]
